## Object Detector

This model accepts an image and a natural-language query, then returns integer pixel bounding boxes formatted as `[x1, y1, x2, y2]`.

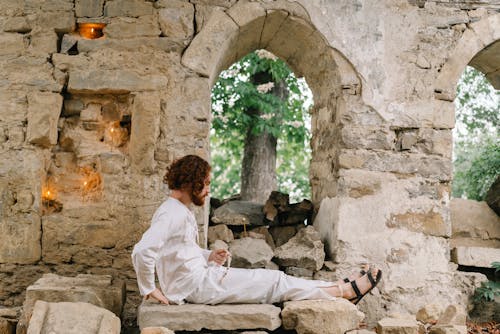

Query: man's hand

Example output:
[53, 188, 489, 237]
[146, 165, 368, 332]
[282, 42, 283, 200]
[146, 288, 169, 304]
[208, 249, 230, 265]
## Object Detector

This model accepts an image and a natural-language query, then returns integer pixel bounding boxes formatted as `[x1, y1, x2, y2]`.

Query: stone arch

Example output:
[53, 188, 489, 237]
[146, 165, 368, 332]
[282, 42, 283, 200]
[180, 0, 362, 205]
[435, 13, 500, 271]
[434, 13, 500, 101]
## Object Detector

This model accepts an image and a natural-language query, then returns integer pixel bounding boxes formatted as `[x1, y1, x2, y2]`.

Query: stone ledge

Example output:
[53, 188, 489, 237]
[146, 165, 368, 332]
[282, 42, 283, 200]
[451, 246, 500, 268]
[137, 302, 282, 331]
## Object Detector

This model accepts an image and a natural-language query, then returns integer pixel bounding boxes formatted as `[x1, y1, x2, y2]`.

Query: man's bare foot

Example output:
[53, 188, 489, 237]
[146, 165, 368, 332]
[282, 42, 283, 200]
[323, 267, 382, 304]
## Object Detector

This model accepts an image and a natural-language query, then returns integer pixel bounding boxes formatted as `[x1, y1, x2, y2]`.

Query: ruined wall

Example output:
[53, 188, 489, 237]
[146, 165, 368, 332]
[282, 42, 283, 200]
[0, 0, 498, 327]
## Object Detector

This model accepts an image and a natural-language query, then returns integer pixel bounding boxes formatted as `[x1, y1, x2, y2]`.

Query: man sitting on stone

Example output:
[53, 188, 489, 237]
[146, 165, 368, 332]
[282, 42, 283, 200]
[132, 154, 382, 305]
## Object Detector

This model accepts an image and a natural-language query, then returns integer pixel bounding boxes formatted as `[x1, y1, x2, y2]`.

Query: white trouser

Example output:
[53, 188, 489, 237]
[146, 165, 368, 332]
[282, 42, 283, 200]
[185, 264, 336, 304]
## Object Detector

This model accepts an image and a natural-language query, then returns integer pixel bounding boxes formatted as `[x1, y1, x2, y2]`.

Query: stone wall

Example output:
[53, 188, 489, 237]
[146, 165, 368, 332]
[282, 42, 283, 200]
[0, 0, 498, 328]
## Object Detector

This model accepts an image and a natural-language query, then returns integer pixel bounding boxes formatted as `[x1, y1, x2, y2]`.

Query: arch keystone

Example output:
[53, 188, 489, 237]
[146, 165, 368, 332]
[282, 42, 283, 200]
[181, 10, 239, 78]
[227, 1, 266, 64]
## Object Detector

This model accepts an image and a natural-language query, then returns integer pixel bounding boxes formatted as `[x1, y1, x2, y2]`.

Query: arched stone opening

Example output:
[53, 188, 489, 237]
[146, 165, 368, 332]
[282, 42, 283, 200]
[181, 1, 361, 207]
[435, 13, 500, 277]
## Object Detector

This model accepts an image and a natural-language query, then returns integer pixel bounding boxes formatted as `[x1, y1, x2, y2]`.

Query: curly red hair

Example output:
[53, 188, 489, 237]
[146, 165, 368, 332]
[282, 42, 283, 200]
[164, 155, 211, 196]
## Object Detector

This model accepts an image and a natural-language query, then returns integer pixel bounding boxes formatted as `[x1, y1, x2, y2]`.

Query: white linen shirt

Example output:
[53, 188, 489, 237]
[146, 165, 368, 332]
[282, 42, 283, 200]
[131, 197, 211, 304]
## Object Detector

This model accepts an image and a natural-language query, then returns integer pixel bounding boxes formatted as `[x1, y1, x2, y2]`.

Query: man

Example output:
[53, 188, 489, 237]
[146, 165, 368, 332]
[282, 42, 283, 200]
[132, 155, 381, 305]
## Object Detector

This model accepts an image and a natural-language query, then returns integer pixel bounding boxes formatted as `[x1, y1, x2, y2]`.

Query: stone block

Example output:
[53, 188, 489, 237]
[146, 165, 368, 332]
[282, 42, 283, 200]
[138, 302, 281, 331]
[209, 240, 228, 251]
[229, 237, 274, 269]
[212, 201, 265, 226]
[26, 91, 63, 147]
[377, 317, 419, 334]
[129, 93, 160, 174]
[227, 1, 266, 61]
[35, 11, 75, 33]
[285, 266, 313, 278]
[436, 305, 466, 326]
[0, 33, 26, 55]
[16, 273, 125, 334]
[190, 0, 236, 7]
[0, 90, 28, 123]
[429, 325, 467, 334]
[416, 304, 444, 323]
[26, 301, 120, 334]
[104, 16, 160, 39]
[75, 0, 105, 17]
[3, 17, 31, 33]
[141, 328, 174, 334]
[207, 224, 234, 244]
[341, 126, 395, 150]
[282, 299, 364, 334]
[77, 36, 184, 53]
[68, 70, 167, 94]
[387, 210, 449, 237]
[158, 1, 194, 40]
[41, 207, 138, 264]
[451, 246, 500, 268]
[269, 226, 297, 247]
[0, 213, 41, 265]
[181, 10, 238, 79]
[274, 226, 325, 271]
[451, 198, 500, 240]
[104, 0, 154, 17]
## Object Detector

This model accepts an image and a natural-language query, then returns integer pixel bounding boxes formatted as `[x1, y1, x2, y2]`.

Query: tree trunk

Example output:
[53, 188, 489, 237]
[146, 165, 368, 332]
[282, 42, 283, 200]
[240, 71, 288, 204]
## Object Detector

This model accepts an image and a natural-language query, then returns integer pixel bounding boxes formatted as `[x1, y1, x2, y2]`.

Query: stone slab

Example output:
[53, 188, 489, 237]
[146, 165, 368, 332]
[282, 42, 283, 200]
[26, 301, 120, 334]
[137, 302, 281, 331]
[451, 246, 500, 268]
[282, 299, 365, 334]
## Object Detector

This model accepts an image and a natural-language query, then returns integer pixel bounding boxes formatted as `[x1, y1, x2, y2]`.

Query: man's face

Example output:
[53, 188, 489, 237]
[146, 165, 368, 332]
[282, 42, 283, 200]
[192, 175, 210, 206]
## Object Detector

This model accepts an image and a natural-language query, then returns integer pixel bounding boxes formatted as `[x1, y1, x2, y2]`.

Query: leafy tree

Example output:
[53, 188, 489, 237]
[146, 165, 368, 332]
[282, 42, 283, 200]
[210, 50, 312, 202]
[452, 66, 500, 200]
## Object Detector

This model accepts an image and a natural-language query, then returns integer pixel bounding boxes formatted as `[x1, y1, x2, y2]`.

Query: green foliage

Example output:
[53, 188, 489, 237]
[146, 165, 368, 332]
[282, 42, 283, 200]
[453, 66, 500, 200]
[473, 262, 500, 302]
[210, 51, 312, 201]
[452, 134, 500, 200]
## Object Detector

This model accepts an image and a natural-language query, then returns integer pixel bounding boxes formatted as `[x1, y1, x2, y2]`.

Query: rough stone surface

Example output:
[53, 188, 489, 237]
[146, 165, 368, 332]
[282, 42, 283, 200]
[68, 70, 168, 94]
[207, 224, 234, 244]
[274, 226, 325, 271]
[485, 175, 500, 215]
[451, 246, 500, 268]
[138, 302, 281, 331]
[450, 198, 500, 247]
[212, 201, 265, 226]
[75, 0, 104, 17]
[141, 327, 175, 334]
[26, 301, 120, 334]
[416, 304, 445, 323]
[158, 0, 195, 40]
[104, 0, 154, 17]
[17, 274, 125, 334]
[269, 226, 297, 247]
[436, 305, 466, 326]
[282, 299, 365, 334]
[26, 92, 63, 147]
[229, 237, 274, 268]
[377, 317, 420, 334]
[129, 93, 160, 174]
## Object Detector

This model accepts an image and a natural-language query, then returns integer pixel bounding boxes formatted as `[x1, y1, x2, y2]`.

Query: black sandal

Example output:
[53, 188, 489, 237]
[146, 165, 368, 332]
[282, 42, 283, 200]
[341, 265, 370, 283]
[349, 270, 382, 305]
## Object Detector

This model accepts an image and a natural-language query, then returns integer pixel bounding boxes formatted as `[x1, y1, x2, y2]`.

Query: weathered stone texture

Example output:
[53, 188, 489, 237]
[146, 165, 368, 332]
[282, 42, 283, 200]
[158, 0, 195, 40]
[0, 214, 41, 265]
[377, 317, 420, 334]
[229, 237, 274, 268]
[129, 93, 160, 174]
[451, 246, 500, 268]
[138, 302, 281, 331]
[26, 301, 120, 334]
[75, 0, 105, 17]
[282, 299, 365, 334]
[26, 92, 63, 147]
[274, 226, 325, 271]
[104, 16, 161, 39]
[68, 70, 167, 94]
[105, 0, 154, 17]
[212, 201, 265, 226]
